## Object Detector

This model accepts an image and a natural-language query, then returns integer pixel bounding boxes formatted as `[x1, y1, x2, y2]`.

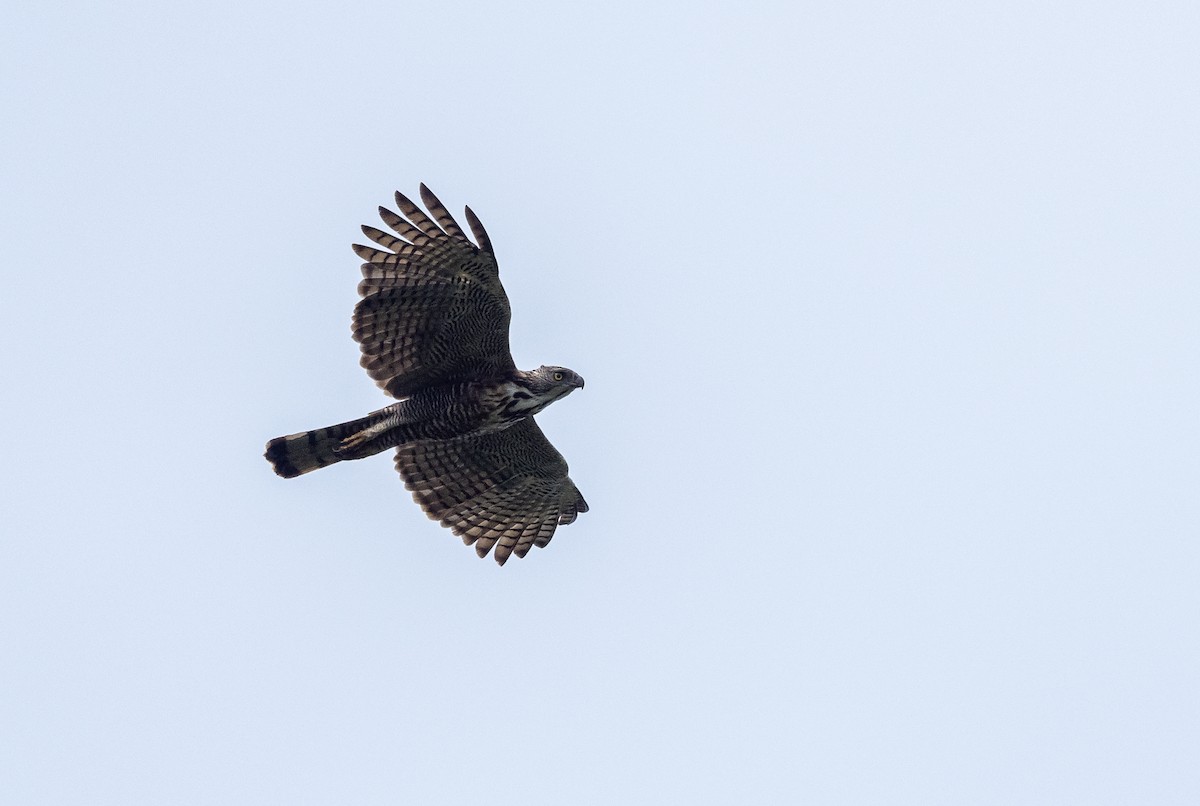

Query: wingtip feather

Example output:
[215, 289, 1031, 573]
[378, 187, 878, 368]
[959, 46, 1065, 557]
[464, 205, 494, 254]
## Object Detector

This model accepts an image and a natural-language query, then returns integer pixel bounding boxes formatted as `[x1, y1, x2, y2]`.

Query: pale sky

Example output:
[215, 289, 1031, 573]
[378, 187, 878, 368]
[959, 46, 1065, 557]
[3, 1, 1198, 803]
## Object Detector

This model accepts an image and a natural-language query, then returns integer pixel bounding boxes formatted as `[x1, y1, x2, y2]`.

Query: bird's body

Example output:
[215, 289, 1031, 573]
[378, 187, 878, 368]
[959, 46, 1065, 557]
[266, 370, 581, 475]
[265, 186, 587, 565]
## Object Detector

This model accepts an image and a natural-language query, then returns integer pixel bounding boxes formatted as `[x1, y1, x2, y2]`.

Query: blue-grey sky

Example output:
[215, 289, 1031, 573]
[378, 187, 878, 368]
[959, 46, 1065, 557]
[3, 1, 1197, 803]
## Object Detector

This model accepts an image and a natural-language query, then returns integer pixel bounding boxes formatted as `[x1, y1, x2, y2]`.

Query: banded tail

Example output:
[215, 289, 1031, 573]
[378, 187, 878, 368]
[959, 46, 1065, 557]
[265, 405, 401, 478]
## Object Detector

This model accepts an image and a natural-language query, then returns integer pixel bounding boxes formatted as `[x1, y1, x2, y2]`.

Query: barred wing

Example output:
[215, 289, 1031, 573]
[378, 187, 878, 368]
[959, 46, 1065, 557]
[352, 185, 516, 398]
[395, 418, 589, 565]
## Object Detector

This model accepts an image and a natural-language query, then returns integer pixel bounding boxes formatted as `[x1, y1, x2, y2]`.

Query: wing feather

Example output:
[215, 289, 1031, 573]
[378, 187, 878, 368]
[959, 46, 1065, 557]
[350, 187, 516, 397]
[393, 190, 447, 238]
[419, 184, 466, 239]
[463, 206, 494, 255]
[395, 419, 586, 565]
[378, 206, 435, 245]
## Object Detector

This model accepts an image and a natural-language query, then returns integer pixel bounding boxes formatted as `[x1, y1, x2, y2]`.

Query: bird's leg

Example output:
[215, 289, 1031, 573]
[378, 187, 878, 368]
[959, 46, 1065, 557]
[333, 406, 406, 458]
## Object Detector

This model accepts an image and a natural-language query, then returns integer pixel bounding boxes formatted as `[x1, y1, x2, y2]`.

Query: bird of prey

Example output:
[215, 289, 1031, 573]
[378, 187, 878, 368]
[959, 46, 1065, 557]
[265, 185, 587, 565]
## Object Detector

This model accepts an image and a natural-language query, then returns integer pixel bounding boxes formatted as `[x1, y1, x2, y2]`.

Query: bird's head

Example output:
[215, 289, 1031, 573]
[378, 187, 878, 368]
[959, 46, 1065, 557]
[514, 366, 585, 412]
[529, 365, 584, 395]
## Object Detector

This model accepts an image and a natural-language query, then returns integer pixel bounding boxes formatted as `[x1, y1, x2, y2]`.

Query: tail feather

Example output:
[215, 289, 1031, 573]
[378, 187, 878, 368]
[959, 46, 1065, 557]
[265, 407, 399, 478]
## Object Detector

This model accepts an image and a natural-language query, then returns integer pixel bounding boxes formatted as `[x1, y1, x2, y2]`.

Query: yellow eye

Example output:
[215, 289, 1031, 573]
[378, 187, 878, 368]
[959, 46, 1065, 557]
[552, 371, 564, 381]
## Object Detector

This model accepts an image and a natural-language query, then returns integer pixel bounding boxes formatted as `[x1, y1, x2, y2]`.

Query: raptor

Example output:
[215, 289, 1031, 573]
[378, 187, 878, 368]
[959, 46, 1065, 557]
[265, 186, 587, 565]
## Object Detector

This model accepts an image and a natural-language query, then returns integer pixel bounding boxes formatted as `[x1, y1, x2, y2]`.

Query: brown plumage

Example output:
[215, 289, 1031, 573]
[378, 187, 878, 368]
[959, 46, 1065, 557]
[265, 186, 587, 565]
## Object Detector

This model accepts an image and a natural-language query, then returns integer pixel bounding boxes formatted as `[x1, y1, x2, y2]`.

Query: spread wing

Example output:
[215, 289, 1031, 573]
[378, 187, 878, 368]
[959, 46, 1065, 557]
[352, 185, 516, 398]
[395, 418, 589, 565]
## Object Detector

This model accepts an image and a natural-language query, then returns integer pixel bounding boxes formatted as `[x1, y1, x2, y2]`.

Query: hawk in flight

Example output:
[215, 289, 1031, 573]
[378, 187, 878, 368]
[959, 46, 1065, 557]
[265, 185, 587, 565]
